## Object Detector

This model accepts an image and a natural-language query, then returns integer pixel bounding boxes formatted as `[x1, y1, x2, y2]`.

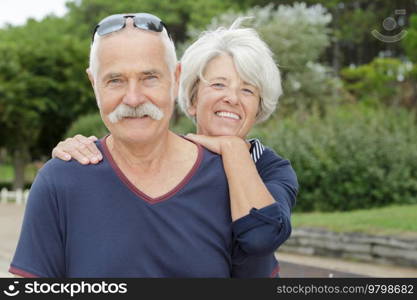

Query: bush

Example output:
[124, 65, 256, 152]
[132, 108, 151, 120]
[65, 113, 108, 139]
[340, 57, 414, 107]
[250, 104, 417, 212]
[0, 182, 32, 190]
[170, 116, 196, 135]
[402, 14, 417, 63]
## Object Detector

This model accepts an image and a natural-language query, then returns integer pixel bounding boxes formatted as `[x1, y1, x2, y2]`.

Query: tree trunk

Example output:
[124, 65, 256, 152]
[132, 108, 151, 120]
[332, 6, 341, 74]
[12, 148, 29, 190]
[332, 40, 341, 74]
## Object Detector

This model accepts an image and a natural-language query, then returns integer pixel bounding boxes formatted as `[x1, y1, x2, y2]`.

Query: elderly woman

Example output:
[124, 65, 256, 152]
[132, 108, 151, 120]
[52, 19, 298, 277]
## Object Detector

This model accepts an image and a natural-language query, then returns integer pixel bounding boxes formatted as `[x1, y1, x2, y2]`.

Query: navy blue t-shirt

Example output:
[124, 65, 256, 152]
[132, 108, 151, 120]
[10, 138, 297, 278]
[11, 139, 235, 277]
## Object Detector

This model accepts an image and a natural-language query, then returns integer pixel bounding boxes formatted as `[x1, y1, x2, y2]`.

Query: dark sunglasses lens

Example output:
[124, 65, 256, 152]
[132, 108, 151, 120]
[134, 15, 163, 32]
[97, 16, 125, 36]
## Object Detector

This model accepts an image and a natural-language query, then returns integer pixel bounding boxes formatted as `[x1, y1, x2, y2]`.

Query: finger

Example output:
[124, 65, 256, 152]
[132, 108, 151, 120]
[71, 139, 98, 164]
[74, 135, 102, 163]
[186, 134, 213, 149]
[52, 148, 71, 160]
[185, 133, 200, 141]
[76, 135, 102, 159]
[186, 133, 209, 144]
[68, 148, 93, 165]
[53, 138, 92, 164]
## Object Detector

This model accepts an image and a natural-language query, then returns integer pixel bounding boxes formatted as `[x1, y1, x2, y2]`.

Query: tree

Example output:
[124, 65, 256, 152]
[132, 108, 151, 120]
[402, 14, 417, 108]
[65, 0, 253, 43]
[0, 17, 95, 189]
[403, 14, 417, 63]
[182, 3, 339, 115]
[309, 0, 416, 70]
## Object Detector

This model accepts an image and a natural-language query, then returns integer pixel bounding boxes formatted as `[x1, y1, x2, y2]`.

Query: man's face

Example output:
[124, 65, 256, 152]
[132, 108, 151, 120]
[89, 25, 178, 144]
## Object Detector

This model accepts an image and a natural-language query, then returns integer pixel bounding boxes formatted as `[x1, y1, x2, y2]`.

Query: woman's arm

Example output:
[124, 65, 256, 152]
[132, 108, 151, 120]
[186, 134, 298, 257]
[185, 134, 275, 221]
[220, 137, 277, 221]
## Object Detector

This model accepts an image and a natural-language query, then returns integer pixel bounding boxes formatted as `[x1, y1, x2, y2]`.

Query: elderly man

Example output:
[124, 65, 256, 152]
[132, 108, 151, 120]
[10, 13, 286, 278]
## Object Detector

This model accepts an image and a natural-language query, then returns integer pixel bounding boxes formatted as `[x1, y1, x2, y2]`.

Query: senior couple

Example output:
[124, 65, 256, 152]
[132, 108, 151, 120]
[10, 12, 298, 278]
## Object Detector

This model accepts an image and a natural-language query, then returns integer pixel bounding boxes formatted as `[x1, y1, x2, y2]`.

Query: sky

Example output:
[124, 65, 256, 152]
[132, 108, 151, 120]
[0, 0, 71, 28]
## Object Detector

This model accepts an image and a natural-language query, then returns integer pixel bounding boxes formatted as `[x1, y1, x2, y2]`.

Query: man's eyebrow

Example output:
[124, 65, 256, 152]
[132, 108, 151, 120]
[102, 73, 122, 81]
[142, 69, 161, 76]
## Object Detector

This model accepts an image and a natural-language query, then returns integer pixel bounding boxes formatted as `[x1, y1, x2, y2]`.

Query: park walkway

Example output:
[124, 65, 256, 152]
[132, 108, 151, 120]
[0, 204, 24, 277]
[1, 203, 417, 278]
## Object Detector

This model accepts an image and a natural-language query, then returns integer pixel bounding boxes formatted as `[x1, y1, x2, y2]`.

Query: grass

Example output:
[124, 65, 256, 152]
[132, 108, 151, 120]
[0, 164, 38, 183]
[0, 164, 13, 181]
[292, 204, 417, 237]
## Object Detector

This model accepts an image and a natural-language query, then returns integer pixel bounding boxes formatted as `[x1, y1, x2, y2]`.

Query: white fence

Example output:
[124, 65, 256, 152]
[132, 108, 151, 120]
[0, 188, 29, 204]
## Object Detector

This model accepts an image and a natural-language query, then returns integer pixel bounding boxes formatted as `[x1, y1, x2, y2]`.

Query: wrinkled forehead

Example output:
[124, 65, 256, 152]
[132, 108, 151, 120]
[96, 28, 169, 69]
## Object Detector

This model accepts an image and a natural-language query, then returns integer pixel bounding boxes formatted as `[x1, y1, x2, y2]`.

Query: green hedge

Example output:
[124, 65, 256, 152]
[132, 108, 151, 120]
[65, 113, 108, 139]
[251, 104, 417, 212]
[0, 182, 32, 190]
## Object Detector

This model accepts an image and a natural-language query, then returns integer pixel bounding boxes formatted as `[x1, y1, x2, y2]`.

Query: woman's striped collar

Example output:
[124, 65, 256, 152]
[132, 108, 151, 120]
[248, 138, 265, 163]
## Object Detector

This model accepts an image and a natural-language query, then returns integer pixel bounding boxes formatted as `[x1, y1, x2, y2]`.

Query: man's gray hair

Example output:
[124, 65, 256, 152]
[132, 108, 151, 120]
[89, 27, 177, 79]
[178, 17, 282, 124]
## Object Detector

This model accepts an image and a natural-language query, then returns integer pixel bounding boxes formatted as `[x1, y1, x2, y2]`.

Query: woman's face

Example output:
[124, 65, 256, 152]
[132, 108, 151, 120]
[188, 54, 261, 138]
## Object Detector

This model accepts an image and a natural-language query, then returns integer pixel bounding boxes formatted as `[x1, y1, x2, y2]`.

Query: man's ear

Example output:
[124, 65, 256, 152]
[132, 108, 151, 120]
[86, 68, 95, 89]
[173, 63, 181, 97]
[175, 63, 181, 83]
[86, 68, 100, 107]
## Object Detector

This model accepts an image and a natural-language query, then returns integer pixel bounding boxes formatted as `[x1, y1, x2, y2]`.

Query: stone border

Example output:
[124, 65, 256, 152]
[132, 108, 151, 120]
[280, 228, 417, 268]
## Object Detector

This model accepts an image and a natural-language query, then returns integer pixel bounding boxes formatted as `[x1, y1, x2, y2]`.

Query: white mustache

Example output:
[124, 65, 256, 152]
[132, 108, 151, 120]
[107, 102, 164, 124]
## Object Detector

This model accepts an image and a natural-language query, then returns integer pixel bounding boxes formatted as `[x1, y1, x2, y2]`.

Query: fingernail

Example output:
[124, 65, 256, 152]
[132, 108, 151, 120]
[65, 154, 71, 160]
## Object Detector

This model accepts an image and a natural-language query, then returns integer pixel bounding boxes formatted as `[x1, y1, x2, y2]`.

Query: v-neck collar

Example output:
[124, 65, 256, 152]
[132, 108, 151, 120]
[99, 134, 204, 204]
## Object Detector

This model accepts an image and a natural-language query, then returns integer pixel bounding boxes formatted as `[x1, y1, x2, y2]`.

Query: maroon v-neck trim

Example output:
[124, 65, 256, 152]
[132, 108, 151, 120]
[100, 135, 204, 204]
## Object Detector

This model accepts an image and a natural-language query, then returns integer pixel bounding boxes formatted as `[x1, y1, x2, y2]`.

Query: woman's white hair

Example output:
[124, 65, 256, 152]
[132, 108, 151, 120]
[89, 27, 177, 79]
[178, 17, 282, 123]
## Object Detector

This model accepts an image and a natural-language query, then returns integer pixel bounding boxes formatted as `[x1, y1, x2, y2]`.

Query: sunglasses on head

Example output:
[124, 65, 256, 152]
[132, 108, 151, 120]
[91, 13, 171, 43]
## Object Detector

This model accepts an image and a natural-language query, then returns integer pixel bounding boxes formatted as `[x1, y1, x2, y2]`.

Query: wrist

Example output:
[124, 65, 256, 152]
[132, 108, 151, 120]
[220, 136, 247, 154]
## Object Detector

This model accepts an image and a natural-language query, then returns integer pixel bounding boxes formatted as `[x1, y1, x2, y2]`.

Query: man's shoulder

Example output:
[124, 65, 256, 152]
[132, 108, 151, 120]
[40, 157, 87, 173]
[199, 146, 224, 167]
[38, 158, 102, 183]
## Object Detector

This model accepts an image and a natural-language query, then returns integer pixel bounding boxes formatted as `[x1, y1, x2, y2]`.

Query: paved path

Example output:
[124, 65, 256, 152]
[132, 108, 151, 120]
[1, 204, 417, 278]
[277, 253, 417, 278]
[0, 204, 24, 277]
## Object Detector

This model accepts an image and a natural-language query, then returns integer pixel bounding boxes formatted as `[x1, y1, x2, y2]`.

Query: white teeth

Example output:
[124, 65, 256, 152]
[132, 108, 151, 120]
[216, 111, 240, 120]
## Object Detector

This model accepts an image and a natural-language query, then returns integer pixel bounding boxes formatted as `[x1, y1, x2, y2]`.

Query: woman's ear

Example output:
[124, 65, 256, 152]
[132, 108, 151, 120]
[187, 101, 197, 116]
[187, 82, 199, 117]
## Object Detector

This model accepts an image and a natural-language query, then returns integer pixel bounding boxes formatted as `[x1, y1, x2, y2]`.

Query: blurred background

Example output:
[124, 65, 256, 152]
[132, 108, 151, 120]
[0, 0, 417, 277]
